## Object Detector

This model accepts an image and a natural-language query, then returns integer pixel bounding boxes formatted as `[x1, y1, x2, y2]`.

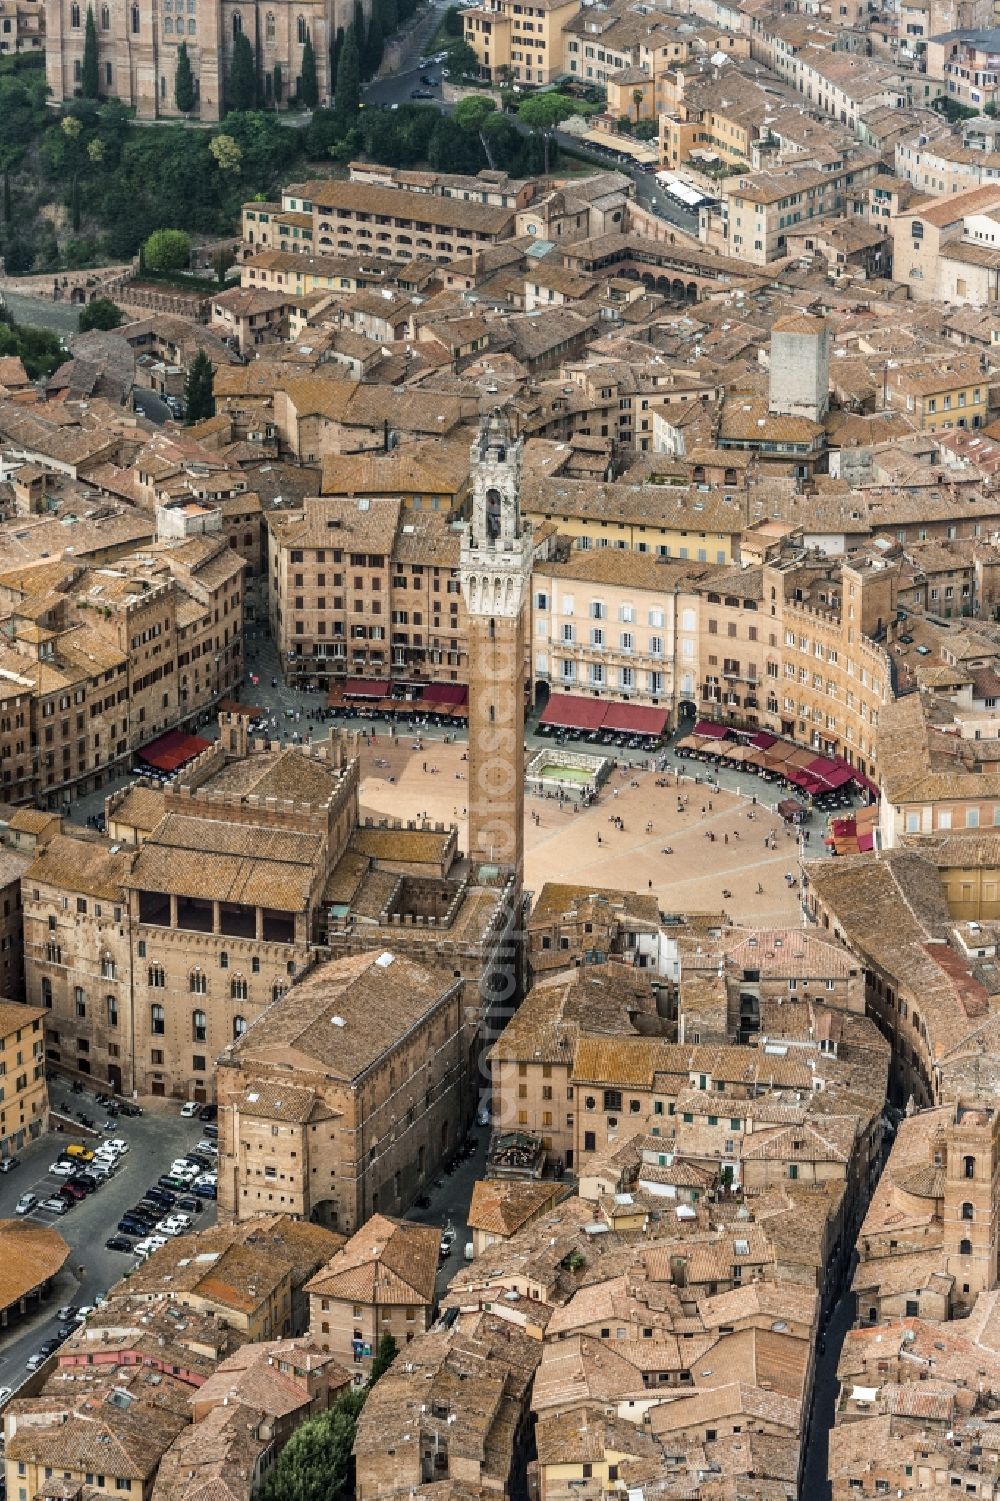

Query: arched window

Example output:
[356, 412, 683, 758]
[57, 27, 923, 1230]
[164, 18, 172, 33]
[230, 975, 247, 1000]
[232, 10, 241, 35]
[190, 968, 207, 995]
[297, 14, 306, 41]
[192, 1009, 207, 1042]
[960, 1238, 973, 1256]
[272, 982, 286, 1002]
[265, 10, 275, 38]
[148, 964, 165, 988]
[131, 3, 139, 31]
[100, 3, 109, 25]
[101, 954, 116, 980]
[70, 1, 80, 25]
[965, 1155, 976, 1179]
[151, 1003, 165, 1035]
[233, 1015, 247, 1040]
[962, 1201, 974, 1220]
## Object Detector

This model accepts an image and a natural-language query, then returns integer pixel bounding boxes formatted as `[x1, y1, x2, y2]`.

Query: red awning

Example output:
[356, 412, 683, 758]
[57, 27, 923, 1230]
[422, 682, 468, 706]
[601, 702, 667, 736]
[139, 730, 211, 773]
[853, 771, 880, 800]
[693, 720, 731, 739]
[344, 678, 391, 699]
[540, 694, 608, 731]
[748, 731, 777, 750]
[805, 755, 840, 778]
[857, 831, 875, 852]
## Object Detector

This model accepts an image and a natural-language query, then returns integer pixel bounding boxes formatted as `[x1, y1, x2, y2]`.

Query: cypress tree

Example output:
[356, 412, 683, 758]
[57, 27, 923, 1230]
[228, 29, 257, 112]
[81, 5, 99, 97]
[3, 172, 12, 226]
[363, 8, 383, 77]
[300, 30, 318, 107]
[334, 25, 360, 118]
[174, 40, 195, 112]
[184, 350, 215, 422]
[70, 174, 81, 232]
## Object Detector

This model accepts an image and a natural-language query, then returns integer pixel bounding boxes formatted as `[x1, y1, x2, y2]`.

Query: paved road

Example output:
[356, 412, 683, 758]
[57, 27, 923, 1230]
[0, 290, 80, 338]
[133, 387, 173, 425]
[403, 1122, 491, 1293]
[365, 0, 452, 109]
[0, 1085, 215, 1399]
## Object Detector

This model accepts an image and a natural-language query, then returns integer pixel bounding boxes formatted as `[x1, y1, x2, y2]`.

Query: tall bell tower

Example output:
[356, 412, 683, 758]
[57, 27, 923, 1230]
[460, 410, 532, 885]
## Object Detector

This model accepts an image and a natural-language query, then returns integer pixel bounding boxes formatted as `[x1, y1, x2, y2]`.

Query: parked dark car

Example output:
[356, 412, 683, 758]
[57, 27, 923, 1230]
[144, 1187, 176, 1207]
[192, 1181, 217, 1199]
[105, 1235, 133, 1252]
[67, 1175, 97, 1194]
[118, 1215, 147, 1235]
[59, 1182, 86, 1202]
[198, 1104, 217, 1122]
[176, 1195, 204, 1215]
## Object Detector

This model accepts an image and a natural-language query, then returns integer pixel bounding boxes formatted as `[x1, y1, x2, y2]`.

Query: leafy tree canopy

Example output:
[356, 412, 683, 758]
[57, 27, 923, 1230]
[78, 295, 123, 331]
[142, 227, 191, 270]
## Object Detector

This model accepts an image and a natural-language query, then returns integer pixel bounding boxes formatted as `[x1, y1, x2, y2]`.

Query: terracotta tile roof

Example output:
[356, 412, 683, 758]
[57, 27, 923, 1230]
[468, 1180, 564, 1237]
[0, 1220, 71, 1312]
[305, 1214, 440, 1306]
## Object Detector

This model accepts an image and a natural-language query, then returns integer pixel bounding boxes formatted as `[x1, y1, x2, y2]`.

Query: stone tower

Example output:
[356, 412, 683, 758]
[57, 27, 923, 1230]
[942, 1100, 1000, 1311]
[460, 410, 532, 884]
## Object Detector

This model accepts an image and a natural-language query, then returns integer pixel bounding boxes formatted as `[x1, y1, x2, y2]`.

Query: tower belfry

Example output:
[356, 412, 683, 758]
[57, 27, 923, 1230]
[460, 410, 532, 885]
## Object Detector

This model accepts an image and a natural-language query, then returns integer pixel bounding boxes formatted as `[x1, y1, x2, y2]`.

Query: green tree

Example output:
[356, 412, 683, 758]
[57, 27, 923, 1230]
[184, 348, 215, 421]
[175, 40, 195, 113]
[632, 86, 643, 123]
[363, 7, 383, 77]
[81, 6, 99, 98]
[446, 38, 479, 77]
[300, 30, 318, 107]
[334, 25, 361, 118]
[2, 171, 11, 225]
[378, 0, 398, 36]
[69, 172, 81, 232]
[517, 91, 574, 171]
[213, 247, 233, 285]
[209, 132, 243, 171]
[272, 61, 283, 106]
[428, 112, 481, 173]
[453, 93, 496, 132]
[228, 29, 257, 112]
[368, 1332, 398, 1385]
[261, 1387, 366, 1501]
[443, 4, 464, 34]
[78, 296, 123, 331]
[142, 227, 192, 270]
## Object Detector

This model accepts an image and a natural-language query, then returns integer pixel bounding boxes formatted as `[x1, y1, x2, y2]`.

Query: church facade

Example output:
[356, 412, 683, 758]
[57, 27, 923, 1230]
[45, 0, 360, 120]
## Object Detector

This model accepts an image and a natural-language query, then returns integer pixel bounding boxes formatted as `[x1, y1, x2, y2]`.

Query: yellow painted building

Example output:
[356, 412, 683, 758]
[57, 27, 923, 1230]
[0, 1003, 47, 1159]
[521, 480, 742, 562]
[463, 0, 579, 85]
[886, 357, 988, 433]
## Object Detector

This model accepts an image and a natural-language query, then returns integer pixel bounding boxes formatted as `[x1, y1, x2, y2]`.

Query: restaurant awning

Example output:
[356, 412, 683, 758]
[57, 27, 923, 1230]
[344, 678, 391, 698]
[694, 720, 731, 739]
[853, 770, 881, 800]
[540, 694, 608, 731]
[601, 703, 667, 736]
[139, 730, 211, 773]
[422, 682, 468, 706]
[748, 731, 777, 750]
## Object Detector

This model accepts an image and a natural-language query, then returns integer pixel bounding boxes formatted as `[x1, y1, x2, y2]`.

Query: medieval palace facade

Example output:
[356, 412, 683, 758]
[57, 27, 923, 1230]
[45, 0, 364, 119]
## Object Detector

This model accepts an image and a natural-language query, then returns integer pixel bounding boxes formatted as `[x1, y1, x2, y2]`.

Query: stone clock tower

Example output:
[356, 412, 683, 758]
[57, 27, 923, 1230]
[460, 410, 532, 887]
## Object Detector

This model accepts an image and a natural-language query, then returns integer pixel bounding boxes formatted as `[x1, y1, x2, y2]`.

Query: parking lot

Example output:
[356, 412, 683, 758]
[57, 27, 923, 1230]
[0, 1084, 217, 1397]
